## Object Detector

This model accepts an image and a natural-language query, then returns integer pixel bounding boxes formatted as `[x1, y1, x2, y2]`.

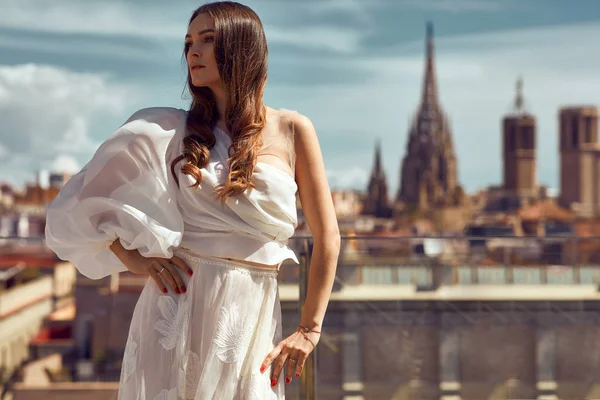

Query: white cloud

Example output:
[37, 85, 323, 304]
[268, 21, 600, 193]
[54, 116, 99, 153]
[327, 167, 370, 191]
[51, 155, 80, 175]
[0, 63, 136, 185]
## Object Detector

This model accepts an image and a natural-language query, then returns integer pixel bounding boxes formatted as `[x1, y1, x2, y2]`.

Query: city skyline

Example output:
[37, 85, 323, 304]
[0, 0, 599, 193]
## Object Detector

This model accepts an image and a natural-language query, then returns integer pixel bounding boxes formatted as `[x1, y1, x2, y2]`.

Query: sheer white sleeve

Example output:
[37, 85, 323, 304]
[44, 108, 185, 280]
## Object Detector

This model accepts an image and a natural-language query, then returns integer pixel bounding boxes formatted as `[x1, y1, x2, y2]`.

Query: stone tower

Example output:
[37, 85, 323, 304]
[397, 22, 460, 211]
[364, 139, 392, 218]
[559, 106, 600, 217]
[502, 77, 537, 197]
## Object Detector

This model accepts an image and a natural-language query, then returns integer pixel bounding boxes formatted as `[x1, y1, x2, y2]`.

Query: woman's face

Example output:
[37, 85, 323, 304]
[185, 13, 220, 88]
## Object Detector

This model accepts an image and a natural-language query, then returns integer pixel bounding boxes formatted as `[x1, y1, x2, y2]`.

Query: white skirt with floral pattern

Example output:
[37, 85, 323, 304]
[117, 247, 284, 400]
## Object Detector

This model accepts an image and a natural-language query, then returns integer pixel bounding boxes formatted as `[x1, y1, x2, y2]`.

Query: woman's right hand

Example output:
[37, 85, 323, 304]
[109, 239, 193, 294]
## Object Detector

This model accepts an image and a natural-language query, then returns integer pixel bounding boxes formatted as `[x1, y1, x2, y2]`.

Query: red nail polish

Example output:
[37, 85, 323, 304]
[271, 379, 277, 387]
[285, 377, 291, 384]
[162, 288, 167, 294]
[182, 287, 187, 293]
[175, 288, 180, 294]
[260, 365, 265, 373]
[295, 373, 300, 378]
[188, 270, 193, 275]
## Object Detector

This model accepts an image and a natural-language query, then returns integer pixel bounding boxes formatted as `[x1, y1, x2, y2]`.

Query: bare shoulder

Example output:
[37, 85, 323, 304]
[285, 109, 338, 237]
[274, 108, 314, 135]
[286, 111, 320, 157]
[286, 111, 326, 181]
[290, 111, 314, 134]
[264, 108, 321, 169]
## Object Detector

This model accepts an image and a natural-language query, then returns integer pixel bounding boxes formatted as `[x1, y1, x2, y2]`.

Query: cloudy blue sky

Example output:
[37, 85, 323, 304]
[1, 0, 599, 195]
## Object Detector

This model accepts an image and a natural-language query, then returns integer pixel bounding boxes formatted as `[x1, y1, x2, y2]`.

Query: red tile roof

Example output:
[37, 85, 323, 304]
[0, 253, 58, 268]
[518, 202, 572, 222]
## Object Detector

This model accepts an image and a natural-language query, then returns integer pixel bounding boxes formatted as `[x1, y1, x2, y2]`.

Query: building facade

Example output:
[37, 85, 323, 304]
[558, 106, 600, 217]
[502, 78, 537, 198]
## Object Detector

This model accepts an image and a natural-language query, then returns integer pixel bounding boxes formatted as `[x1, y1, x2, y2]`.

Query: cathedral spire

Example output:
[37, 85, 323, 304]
[398, 22, 461, 210]
[421, 21, 439, 110]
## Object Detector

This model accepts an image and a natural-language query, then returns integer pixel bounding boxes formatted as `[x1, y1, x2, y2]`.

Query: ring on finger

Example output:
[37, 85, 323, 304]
[288, 358, 298, 363]
[159, 267, 166, 274]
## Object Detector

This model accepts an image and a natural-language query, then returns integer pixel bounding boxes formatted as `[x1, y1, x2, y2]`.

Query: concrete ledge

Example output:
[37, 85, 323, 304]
[440, 381, 462, 400]
[536, 380, 558, 400]
[536, 381, 558, 391]
[342, 381, 364, 392]
[439, 381, 461, 392]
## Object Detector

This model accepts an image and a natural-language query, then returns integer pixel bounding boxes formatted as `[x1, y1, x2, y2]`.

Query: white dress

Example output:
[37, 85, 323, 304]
[45, 107, 300, 399]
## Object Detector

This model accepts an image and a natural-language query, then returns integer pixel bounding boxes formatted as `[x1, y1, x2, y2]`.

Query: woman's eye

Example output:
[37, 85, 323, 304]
[184, 36, 213, 50]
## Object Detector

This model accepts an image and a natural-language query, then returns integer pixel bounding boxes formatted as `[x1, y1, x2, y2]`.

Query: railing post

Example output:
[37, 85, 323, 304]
[299, 238, 317, 400]
[574, 236, 581, 284]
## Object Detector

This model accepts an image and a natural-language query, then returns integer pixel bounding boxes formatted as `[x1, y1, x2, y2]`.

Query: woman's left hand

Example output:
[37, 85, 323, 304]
[260, 327, 320, 386]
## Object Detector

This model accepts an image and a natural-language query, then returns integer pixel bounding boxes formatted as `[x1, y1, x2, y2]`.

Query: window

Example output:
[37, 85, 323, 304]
[506, 125, 516, 152]
[522, 126, 535, 150]
[561, 119, 566, 149]
[571, 117, 579, 147]
[584, 116, 596, 143]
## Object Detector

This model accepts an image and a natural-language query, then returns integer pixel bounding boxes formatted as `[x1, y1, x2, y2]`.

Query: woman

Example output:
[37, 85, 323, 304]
[44, 1, 340, 398]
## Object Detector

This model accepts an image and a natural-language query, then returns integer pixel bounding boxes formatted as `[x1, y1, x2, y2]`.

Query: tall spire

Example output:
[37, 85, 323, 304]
[398, 21, 461, 210]
[421, 21, 439, 110]
[514, 75, 525, 114]
[372, 139, 384, 178]
[365, 138, 391, 218]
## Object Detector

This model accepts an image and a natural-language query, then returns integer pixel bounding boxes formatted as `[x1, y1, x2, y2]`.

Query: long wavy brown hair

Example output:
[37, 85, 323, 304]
[170, 1, 268, 201]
